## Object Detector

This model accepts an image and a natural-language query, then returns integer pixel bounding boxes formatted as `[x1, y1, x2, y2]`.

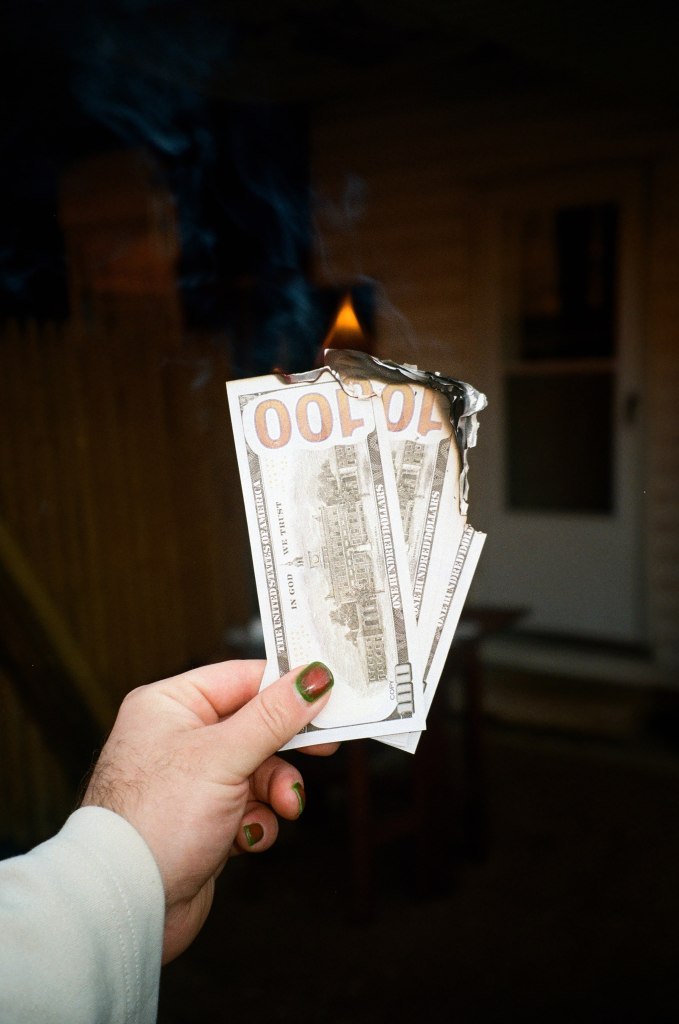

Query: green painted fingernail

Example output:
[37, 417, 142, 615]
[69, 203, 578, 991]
[292, 781, 306, 815]
[243, 822, 264, 847]
[295, 662, 334, 703]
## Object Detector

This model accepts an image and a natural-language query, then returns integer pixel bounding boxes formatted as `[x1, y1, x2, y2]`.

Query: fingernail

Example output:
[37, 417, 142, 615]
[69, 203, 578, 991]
[243, 822, 264, 848]
[295, 662, 334, 703]
[292, 781, 305, 815]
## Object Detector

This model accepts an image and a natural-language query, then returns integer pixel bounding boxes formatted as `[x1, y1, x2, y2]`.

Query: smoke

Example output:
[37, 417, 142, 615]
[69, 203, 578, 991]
[70, 2, 226, 158]
[67, 3, 321, 371]
[1, 0, 322, 371]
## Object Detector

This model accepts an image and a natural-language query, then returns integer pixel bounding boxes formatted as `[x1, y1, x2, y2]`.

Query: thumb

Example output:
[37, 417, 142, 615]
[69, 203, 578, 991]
[217, 661, 334, 778]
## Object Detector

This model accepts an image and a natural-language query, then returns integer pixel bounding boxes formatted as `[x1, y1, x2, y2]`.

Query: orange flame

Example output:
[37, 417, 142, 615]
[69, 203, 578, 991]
[317, 293, 368, 366]
[329, 293, 362, 337]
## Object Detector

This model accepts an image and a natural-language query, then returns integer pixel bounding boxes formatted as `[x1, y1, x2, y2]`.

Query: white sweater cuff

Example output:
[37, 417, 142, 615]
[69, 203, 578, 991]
[0, 806, 165, 1024]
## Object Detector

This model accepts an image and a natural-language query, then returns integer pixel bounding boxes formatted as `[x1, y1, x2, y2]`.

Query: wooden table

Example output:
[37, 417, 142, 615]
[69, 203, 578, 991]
[345, 605, 526, 918]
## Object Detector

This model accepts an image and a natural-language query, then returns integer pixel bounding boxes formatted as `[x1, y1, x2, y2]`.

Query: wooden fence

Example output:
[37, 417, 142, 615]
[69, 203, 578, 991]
[0, 305, 251, 846]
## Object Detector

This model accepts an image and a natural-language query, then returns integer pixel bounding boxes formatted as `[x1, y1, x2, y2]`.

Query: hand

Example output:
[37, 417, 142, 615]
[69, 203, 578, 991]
[80, 659, 335, 963]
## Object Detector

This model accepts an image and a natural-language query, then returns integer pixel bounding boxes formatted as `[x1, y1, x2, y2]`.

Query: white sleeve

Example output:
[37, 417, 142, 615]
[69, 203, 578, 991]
[0, 806, 165, 1024]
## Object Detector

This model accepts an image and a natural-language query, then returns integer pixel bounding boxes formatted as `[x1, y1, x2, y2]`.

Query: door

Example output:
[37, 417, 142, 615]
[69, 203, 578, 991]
[470, 169, 646, 644]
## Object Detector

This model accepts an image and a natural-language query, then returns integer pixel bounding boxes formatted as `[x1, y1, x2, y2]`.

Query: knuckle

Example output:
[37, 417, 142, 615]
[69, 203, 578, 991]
[255, 689, 291, 745]
[120, 684, 150, 710]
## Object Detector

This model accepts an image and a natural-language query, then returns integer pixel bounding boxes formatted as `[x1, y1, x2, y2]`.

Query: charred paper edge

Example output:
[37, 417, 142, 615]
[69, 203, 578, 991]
[277, 348, 487, 516]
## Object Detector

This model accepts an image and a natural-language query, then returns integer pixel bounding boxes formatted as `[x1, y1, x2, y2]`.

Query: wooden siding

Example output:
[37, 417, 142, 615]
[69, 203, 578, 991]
[0, 154, 252, 844]
[0, 312, 249, 691]
[311, 100, 679, 675]
[312, 105, 475, 378]
[646, 158, 679, 670]
[0, 312, 251, 843]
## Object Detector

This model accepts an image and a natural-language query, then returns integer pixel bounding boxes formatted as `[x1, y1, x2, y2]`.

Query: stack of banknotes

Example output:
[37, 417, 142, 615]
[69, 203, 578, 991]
[227, 349, 487, 754]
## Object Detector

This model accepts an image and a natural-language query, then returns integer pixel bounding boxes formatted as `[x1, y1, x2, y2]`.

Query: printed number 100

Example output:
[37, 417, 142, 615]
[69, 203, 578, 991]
[250, 384, 444, 450]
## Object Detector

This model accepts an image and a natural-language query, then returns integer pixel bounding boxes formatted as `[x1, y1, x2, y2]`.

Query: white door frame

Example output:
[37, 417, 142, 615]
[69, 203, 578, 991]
[469, 166, 647, 644]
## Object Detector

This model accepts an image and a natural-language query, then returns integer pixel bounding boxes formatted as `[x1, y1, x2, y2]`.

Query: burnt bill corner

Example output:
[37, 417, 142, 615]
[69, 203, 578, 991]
[276, 347, 488, 516]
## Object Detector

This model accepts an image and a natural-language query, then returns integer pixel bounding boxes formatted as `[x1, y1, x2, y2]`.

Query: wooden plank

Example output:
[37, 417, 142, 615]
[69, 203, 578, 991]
[0, 516, 114, 783]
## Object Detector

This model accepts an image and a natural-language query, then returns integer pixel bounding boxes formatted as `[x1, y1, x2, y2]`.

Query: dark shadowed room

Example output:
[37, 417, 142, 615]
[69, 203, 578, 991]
[1, 2, 679, 1022]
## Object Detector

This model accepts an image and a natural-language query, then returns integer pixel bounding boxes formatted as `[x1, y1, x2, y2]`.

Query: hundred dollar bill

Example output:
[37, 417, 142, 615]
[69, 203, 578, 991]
[350, 379, 468, 628]
[313, 374, 484, 750]
[382, 525, 486, 752]
[227, 370, 424, 749]
[278, 353, 488, 752]
[344, 377, 485, 751]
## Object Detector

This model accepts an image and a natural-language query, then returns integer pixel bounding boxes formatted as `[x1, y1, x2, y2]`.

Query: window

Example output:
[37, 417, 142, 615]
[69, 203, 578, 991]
[505, 202, 619, 513]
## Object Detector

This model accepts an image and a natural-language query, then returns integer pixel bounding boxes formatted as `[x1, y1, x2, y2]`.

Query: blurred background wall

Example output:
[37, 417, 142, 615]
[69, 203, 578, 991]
[1, 8, 678, 1011]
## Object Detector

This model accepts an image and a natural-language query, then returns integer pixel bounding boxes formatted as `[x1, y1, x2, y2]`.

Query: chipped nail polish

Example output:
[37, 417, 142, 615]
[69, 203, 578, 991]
[243, 822, 264, 847]
[292, 781, 306, 815]
[295, 662, 334, 703]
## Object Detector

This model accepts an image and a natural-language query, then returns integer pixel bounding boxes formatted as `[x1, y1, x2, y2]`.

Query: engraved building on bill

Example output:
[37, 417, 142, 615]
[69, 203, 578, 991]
[392, 439, 425, 540]
[316, 448, 387, 682]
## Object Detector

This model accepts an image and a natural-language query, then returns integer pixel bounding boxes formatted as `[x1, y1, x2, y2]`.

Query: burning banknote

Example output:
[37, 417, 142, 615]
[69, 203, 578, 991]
[226, 348, 486, 751]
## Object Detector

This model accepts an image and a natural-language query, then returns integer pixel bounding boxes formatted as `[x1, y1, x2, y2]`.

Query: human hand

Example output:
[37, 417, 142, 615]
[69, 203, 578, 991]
[80, 659, 335, 963]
